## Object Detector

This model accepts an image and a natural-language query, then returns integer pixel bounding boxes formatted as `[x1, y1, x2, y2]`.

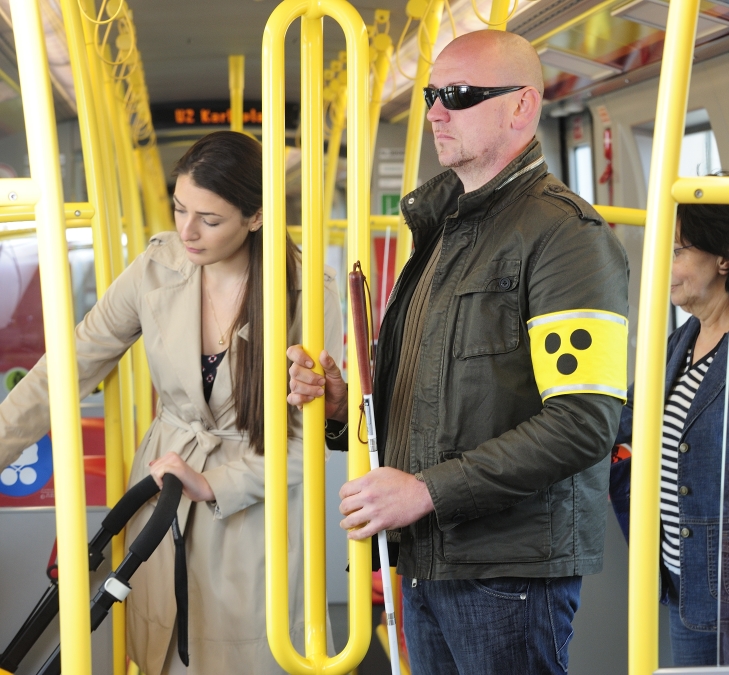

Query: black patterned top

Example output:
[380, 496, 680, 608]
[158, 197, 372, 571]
[201, 350, 227, 403]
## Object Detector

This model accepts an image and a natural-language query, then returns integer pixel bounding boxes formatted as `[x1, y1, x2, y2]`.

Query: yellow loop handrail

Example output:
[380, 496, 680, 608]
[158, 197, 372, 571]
[263, 0, 371, 673]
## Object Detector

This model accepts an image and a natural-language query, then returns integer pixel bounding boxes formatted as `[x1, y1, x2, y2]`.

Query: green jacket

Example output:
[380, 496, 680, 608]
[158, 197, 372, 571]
[375, 139, 630, 580]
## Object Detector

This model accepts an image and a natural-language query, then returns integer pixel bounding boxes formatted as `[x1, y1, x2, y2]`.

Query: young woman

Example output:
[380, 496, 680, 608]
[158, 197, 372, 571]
[0, 130, 343, 674]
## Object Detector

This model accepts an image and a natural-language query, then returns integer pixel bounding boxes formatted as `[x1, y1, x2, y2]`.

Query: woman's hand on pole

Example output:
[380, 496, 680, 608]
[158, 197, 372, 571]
[149, 451, 215, 503]
[287, 345, 348, 422]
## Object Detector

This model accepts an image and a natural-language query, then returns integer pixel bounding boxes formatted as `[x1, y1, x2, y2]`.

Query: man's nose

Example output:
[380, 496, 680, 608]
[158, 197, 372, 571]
[426, 97, 450, 122]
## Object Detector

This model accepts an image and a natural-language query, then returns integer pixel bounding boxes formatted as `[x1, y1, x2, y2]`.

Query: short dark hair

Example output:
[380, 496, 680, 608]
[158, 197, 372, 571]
[676, 173, 729, 292]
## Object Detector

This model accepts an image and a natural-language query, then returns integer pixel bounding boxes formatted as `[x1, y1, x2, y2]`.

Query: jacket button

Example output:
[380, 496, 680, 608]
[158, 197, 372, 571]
[407, 197, 415, 205]
[499, 277, 512, 290]
[678, 486, 689, 496]
[452, 511, 467, 524]
[680, 527, 691, 538]
[679, 442, 689, 453]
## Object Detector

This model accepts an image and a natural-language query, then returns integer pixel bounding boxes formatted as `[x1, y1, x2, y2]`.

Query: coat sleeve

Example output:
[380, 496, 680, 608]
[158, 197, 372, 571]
[425, 212, 630, 528]
[202, 272, 344, 519]
[0, 255, 145, 471]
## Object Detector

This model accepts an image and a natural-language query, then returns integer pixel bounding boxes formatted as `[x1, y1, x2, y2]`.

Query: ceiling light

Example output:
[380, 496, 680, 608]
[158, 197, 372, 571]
[537, 47, 622, 80]
[612, 0, 729, 40]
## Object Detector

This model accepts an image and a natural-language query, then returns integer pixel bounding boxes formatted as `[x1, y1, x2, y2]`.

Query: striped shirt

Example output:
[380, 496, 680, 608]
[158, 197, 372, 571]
[660, 342, 720, 573]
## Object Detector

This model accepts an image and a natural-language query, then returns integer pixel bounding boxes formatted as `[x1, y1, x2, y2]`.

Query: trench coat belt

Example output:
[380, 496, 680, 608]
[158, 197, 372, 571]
[158, 407, 246, 459]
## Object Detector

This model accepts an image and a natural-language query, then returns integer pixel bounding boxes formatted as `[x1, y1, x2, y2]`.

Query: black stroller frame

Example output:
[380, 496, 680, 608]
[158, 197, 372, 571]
[0, 473, 182, 675]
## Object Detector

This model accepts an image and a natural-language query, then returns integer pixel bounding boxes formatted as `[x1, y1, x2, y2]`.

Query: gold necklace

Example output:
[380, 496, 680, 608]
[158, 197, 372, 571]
[204, 280, 230, 346]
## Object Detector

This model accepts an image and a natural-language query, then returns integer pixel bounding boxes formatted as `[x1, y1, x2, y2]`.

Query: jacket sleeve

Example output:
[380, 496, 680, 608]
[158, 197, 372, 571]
[0, 255, 144, 471]
[202, 272, 344, 518]
[425, 212, 630, 528]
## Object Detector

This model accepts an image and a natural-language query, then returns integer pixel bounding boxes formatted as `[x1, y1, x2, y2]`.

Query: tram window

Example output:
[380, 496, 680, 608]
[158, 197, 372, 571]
[571, 145, 594, 204]
[633, 109, 722, 188]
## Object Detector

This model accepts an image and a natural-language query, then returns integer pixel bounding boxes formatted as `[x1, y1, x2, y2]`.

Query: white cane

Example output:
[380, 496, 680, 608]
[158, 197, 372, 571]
[348, 262, 401, 675]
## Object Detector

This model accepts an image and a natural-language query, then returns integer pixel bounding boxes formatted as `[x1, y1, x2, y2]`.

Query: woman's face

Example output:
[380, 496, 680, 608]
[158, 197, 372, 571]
[173, 173, 261, 266]
[671, 226, 728, 313]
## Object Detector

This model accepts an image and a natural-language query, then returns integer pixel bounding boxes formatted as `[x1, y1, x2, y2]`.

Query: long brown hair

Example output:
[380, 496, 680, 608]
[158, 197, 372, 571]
[173, 131, 299, 453]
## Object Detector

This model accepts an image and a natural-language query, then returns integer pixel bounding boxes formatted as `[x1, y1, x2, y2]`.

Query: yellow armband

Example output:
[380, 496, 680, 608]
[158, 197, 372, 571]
[527, 309, 628, 403]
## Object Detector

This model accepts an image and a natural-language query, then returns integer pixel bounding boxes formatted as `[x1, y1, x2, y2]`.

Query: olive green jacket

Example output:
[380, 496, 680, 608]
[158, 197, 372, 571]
[376, 139, 629, 580]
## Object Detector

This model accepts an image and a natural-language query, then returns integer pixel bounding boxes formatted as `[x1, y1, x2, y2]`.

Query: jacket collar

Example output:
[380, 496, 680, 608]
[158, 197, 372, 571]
[400, 138, 547, 247]
[666, 316, 728, 434]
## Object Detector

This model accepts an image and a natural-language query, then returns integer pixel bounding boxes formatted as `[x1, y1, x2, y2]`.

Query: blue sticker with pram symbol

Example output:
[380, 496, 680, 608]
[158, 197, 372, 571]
[0, 435, 53, 497]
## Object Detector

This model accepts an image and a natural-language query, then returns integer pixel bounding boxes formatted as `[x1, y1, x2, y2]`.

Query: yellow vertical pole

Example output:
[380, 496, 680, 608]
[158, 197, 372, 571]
[114, 79, 153, 460]
[229, 55, 245, 133]
[101, 50, 140, 474]
[300, 10, 328, 661]
[369, 18, 393, 167]
[9, 1, 91, 674]
[628, 0, 700, 673]
[488, 0, 512, 29]
[323, 58, 347, 226]
[394, 0, 445, 274]
[77, 4, 129, 672]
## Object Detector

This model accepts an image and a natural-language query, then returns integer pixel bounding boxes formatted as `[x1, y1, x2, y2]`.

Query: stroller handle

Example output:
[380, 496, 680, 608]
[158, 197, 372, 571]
[128, 473, 183, 562]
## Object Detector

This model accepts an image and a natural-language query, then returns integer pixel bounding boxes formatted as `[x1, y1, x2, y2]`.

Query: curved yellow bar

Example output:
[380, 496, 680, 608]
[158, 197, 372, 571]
[263, 0, 371, 673]
[672, 176, 729, 204]
[394, 0, 445, 275]
[628, 0, 700, 672]
[9, 1, 91, 674]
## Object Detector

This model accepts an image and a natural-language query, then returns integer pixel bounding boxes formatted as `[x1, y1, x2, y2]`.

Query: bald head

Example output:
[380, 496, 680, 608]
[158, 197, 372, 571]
[426, 30, 545, 192]
[438, 30, 544, 98]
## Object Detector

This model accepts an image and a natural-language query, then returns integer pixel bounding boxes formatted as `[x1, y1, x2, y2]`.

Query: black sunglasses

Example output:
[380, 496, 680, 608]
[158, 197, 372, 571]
[423, 85, 526, 110]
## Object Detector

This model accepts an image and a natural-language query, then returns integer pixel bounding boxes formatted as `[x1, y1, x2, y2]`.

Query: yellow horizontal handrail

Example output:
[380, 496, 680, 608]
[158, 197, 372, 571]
[594, 205, 646, 226]
[672, 176, 729, 203]
[0, 202, 94, 225]
[0, 178, 39, 207]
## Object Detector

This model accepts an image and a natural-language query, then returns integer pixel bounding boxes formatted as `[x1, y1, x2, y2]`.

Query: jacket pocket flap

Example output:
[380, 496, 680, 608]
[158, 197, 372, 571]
[456, 260, 521, 295]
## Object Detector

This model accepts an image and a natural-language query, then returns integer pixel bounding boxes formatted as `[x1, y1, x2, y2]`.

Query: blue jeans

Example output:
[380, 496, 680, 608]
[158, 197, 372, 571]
[402, 576, 582, 675]
[666, 568, 721, 666]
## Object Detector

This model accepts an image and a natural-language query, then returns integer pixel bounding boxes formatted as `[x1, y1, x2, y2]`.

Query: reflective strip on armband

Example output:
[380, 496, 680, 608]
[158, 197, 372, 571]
[527, 309, 628, 403]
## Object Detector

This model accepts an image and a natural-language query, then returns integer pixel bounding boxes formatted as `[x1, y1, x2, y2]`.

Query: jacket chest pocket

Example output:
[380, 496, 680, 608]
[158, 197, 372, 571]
[453, 260, 521, 358]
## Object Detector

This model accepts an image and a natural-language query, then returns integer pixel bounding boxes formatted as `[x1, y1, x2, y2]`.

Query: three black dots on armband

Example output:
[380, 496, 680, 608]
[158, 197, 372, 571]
[544, 329, 593, 375]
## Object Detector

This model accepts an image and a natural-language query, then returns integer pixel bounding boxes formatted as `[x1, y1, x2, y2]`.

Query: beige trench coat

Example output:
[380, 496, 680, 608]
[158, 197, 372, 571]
[0, 232, 344, 675]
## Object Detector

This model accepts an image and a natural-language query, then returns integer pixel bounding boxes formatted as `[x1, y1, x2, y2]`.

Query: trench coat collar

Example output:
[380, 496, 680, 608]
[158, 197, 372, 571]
[145, 233, 217, 427]
[666, 316, 728, 435]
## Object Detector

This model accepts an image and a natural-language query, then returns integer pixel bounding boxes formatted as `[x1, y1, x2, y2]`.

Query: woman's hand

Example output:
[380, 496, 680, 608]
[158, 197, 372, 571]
[149, 451, 215, 502]
[287, 346, 348, 422]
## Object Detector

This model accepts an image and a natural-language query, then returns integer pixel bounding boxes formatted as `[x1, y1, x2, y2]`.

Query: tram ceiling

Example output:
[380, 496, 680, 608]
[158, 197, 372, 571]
[121, 0, 729, 121]
[0, 0, 728, 135]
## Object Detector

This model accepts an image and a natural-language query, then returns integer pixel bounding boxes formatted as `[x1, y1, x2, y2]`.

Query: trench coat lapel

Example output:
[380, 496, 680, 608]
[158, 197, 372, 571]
[145, 266, 216, 428]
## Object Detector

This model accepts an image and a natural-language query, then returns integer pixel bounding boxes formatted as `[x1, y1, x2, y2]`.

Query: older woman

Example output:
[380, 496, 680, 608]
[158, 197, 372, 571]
[614, 201, 729, 666]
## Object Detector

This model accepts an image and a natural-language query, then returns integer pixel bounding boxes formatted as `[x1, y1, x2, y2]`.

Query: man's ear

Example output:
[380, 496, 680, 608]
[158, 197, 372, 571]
[249, 209, 263, 232]
[511, 87, 541, 132]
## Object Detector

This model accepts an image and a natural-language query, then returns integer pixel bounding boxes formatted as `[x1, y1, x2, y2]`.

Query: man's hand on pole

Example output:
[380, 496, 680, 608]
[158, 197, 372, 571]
[339, 467, 435, 539]
[287, 345, 348, 422]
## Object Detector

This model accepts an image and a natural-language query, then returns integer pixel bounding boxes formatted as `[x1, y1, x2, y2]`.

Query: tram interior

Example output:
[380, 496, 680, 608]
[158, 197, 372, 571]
[2, 0, 729, 673]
